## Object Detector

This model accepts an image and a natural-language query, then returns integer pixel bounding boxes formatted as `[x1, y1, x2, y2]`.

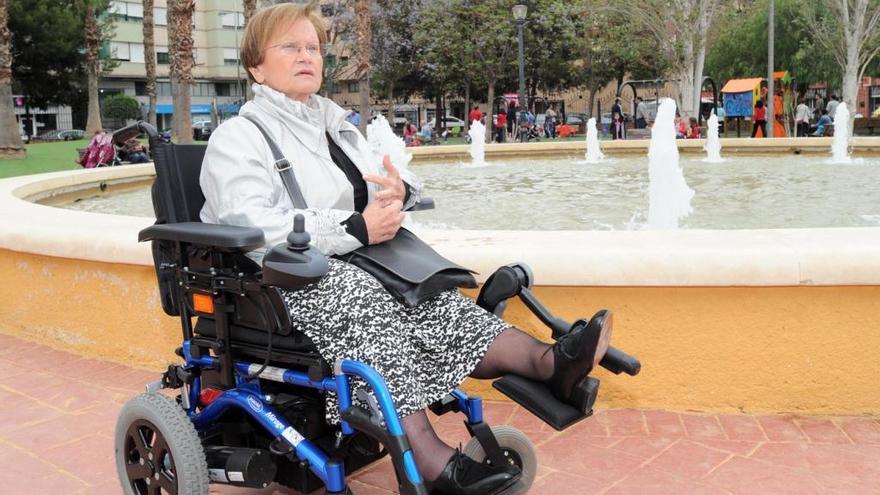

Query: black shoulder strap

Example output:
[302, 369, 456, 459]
[241, 115, 308, 209]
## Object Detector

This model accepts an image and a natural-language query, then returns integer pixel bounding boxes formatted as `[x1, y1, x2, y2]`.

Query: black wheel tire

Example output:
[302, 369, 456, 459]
[115, 393, 209, 495]
[462, 425, 537, 495]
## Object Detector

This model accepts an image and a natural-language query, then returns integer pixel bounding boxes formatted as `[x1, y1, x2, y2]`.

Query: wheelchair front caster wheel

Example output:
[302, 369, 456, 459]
[115, 393, 209, 495]
[462, 425, 537, 495]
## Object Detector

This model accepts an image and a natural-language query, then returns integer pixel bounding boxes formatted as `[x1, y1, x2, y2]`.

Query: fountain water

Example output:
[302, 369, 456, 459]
[830, 102, 852, 164]
[647, 98, 694, 229]
[704, 111, 724, 163]
[468, 120, 487, 166]
[366, 114, 413, 169]
[584, 118, 605, 163]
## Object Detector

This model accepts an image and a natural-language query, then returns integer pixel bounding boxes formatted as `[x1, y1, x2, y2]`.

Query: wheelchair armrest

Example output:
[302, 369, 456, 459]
[406, 196, 435, 211]
[138, 222, 265, 252]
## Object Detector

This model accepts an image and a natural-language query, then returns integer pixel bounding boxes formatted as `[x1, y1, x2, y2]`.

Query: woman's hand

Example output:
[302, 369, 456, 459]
[362, 198, 405, 244]
[364, 155, 406, 205]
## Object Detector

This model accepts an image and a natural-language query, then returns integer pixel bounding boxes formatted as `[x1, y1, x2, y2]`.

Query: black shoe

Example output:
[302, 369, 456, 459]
[549, 310, 613, 404]
[429, 450, 521, 495]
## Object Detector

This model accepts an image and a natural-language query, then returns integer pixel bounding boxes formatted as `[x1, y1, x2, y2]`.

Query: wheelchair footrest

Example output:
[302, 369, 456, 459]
[492, 374, 598, 431]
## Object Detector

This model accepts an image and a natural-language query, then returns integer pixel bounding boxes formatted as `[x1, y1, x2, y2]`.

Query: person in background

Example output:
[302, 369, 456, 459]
[674, 116, 687, 139]
[123, 137, 150, 163]
[634, 97, 649, 129]
[347, 109, 360, 127]
[403, 121, 416, 145]
[794, 98, 811, 137]
[468, 105, 483, 126]
[812, 109, 833, 136]
[418, 120, 433, 144]
[545, 105, 558, 138]
[610, 112, 625, 140]
[751, 99, 767, 138]
[686, 117, 701, 139]
[506, 102, 517, 137]
[495, 109, 507, 143]
[715, 104, 726, 136]
[826, 95, 840, 121]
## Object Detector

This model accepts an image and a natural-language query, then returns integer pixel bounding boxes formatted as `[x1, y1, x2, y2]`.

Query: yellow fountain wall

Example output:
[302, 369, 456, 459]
[2, 248, 879, 416]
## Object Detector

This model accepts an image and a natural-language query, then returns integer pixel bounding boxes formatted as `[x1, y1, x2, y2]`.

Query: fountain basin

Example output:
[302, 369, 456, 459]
[2, 139, 880, 415]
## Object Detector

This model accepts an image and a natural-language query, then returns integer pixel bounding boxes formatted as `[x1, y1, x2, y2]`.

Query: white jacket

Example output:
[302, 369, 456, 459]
[200, 84, 422, 261]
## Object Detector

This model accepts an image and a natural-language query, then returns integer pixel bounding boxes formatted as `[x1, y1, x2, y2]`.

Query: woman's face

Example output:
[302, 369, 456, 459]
[249, 17, 323, 103]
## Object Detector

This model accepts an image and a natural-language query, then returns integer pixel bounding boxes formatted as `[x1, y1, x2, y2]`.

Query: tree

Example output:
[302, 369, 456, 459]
[102, 93, 141, 120]
[143, 0, 157, 127]
[0, 0, 24, 158]
[803, 0, 880, 132]
[243, 0, 257, 100]
[84, 2, 102, 135]
[168, 0, 195, 143]
[371, 0, 420, 119]
[320, 0, 356, 102]
[705, 0, 837, 87]
[355, 0, 371, 133]
[629, 0, 721, 119]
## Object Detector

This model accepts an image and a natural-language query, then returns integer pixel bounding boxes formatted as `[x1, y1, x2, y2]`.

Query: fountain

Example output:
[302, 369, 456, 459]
[647, 98, 694, 229]
[703, 111, 723, 163]
[584, 118, 605, 163]
[830, 102, 852, 164]
[366, 114, 413, 169]
[467, 120, 487, 166]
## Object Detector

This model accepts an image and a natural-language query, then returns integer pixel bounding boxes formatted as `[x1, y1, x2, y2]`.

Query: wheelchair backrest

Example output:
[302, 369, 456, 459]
[147, 134, 295, 340]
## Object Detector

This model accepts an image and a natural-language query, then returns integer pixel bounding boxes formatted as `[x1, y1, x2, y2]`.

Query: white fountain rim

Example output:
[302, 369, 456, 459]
[3, 164, 880, 287]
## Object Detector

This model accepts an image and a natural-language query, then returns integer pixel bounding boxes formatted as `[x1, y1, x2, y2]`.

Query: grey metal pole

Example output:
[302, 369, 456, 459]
[517, 19, 526, 114]
[767, 0, 775, 137]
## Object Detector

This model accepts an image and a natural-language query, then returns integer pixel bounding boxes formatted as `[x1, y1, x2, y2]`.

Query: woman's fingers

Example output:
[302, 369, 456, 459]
[382, 155, 400, 178]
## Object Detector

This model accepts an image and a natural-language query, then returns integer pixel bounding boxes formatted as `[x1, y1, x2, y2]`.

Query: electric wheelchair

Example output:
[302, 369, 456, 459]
[113, 122, 641, 494]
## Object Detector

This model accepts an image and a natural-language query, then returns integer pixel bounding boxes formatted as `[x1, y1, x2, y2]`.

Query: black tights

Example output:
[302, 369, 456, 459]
[403, 327, 553, 481]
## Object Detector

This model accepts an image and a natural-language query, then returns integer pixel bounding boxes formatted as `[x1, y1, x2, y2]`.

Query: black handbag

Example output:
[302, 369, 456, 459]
[243, 116, 477, 307]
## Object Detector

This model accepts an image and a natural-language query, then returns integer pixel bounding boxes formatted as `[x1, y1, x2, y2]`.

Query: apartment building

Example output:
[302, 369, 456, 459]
[100, 0, 250, 130]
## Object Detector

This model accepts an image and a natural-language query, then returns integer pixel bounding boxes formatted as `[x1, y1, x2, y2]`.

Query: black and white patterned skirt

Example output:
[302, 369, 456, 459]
[280, 259, 508, 424]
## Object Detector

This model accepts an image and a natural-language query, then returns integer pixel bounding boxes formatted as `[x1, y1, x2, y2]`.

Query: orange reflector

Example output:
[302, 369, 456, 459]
[193, 292, 214, 314]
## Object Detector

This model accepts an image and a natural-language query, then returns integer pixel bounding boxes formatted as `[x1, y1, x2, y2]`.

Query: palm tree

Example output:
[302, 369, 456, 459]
[168, 0, 194, 143]
[355, 0, 371, 133]
[143, 0, 157, 127]
[0, 0, 24, 158]
[243, 0, 257, 101]
[84, 1, 103, 136]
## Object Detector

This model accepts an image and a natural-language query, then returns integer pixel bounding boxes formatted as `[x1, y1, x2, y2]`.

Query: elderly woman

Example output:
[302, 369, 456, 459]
[200, 3, 610, 494]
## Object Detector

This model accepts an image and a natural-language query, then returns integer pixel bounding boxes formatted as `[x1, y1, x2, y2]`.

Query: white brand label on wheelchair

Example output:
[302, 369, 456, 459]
[282, 426, 304, 446]
[247, 363, 287, 383]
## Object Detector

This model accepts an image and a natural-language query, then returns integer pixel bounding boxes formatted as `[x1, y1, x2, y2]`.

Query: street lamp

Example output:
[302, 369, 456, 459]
[513, 4, 527, 141]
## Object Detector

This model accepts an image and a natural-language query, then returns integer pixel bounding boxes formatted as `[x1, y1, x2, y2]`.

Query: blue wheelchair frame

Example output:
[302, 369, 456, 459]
[178, 340, 483, 494]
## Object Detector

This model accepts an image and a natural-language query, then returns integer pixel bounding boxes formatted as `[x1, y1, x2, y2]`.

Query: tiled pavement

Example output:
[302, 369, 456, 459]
[1, 333, 878, 494]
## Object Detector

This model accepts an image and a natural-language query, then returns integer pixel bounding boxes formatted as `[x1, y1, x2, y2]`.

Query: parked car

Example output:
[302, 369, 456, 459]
[193, 121, 214, 141]
[36, 130, 63, 141]
[59, 129, 85, 141]
[565, 113, 589, 125]
[439, 115, 466, 131]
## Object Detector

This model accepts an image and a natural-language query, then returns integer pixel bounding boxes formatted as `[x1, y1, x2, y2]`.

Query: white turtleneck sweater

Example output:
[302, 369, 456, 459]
[200, 84, 422, 261]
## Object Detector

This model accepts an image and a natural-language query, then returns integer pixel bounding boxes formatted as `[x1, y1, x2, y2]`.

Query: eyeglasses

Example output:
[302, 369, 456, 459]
[265, 42, 321, 57]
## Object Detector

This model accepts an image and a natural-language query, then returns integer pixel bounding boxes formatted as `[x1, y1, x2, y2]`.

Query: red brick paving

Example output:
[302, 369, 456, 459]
[1, 333, 879, 495]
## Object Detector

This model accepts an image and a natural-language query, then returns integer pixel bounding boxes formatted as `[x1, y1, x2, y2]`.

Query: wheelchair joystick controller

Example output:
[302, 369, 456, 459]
[286, 214, 311, 251]
[262, 214, 330, 289]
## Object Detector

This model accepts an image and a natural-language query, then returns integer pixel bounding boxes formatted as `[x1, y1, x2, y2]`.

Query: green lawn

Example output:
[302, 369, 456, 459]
[0, 139, 87, 179]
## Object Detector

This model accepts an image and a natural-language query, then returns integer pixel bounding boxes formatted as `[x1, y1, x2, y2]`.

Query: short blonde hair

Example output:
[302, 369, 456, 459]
[241, 1, 328, 84]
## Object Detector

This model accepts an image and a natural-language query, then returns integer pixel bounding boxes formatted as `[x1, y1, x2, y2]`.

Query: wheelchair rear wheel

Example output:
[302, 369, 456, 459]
[462, 425, 537, 495]
[115, 393, 209, 495]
